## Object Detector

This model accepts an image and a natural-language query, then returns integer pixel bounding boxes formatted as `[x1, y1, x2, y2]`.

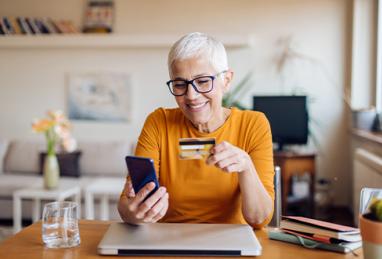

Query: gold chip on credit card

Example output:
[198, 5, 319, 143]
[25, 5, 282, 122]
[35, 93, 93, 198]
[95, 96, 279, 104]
[178, 138, 216, 160]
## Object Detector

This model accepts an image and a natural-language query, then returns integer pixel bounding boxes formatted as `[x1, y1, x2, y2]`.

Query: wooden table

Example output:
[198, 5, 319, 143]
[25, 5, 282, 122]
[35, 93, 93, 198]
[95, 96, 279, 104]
[0, 220, 362, 259]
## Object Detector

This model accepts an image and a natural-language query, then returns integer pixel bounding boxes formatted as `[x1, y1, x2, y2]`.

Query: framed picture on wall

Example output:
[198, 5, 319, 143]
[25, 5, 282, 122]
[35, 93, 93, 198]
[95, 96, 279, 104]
[67, 72, 131, 122]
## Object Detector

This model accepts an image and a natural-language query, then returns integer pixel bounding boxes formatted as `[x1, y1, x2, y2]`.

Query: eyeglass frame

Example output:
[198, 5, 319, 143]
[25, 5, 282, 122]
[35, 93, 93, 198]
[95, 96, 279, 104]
[166, 70, 227, 96]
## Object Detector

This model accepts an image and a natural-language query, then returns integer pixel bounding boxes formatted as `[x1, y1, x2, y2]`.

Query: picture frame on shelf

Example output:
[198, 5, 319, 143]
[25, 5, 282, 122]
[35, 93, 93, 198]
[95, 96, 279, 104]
[82, 0, 114, 33]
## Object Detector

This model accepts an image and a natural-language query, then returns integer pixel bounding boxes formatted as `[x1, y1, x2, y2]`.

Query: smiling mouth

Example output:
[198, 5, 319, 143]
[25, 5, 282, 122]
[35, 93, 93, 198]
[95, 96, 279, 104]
[186, 101, 208, 111]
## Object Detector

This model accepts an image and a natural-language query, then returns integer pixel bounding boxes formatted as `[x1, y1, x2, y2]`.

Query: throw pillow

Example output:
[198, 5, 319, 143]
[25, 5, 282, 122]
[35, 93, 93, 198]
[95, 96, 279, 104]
[39, 151, 82, 177]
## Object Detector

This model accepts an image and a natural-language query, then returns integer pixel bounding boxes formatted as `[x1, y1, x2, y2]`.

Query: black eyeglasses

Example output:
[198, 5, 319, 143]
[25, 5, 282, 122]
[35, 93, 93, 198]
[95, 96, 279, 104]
[166, 70, 227, 96]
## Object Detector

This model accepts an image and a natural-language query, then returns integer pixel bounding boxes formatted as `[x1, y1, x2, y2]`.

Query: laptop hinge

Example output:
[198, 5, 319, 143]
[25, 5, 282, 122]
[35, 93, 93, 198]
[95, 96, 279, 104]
[118, 249, 241, 256]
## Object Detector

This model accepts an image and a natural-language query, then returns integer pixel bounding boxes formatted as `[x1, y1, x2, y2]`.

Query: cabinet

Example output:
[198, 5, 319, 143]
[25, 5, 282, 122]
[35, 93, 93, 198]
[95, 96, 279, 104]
[274, 152, 316, 217]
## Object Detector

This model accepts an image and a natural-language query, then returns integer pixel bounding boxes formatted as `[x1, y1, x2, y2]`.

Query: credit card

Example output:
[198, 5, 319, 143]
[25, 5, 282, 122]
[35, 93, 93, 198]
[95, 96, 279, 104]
[179, 138, 216, 160]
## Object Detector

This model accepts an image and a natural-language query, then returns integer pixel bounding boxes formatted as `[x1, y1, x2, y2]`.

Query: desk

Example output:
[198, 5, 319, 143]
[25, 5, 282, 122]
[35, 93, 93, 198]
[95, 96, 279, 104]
[274, 152, 316, 216]
[0, 220, 362, 259]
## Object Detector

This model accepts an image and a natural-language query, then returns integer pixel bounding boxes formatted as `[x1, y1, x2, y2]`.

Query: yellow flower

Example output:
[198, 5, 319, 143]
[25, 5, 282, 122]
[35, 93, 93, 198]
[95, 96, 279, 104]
[32, 110, 75, 155]
[32, 119, 55, 133]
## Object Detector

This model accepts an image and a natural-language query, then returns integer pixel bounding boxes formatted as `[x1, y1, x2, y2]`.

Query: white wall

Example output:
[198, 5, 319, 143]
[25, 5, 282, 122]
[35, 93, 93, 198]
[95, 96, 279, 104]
[0, 0, 353, 206]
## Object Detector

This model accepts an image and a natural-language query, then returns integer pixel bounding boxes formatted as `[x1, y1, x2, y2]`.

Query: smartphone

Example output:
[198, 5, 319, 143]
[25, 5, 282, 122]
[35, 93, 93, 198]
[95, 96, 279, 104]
[125, 156, 159, 199]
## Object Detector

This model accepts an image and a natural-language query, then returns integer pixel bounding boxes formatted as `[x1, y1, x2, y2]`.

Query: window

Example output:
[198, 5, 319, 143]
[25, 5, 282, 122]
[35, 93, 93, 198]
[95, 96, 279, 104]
[376, 0, 382, 112]
[351, 0, 380, 111]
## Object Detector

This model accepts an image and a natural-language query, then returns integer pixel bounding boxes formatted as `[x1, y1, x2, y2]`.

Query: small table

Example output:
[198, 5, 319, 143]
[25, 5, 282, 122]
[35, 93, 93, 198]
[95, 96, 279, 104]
[274, 152, 316, 216]
[84, 177, 125, 220]
[0, 220, 363, 259]
[12, 179, 81, 233]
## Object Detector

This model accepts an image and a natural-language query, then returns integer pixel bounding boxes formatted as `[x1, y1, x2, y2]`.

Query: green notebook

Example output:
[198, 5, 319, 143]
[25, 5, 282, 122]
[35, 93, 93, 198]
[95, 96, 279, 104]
[268, 229, 362, 254]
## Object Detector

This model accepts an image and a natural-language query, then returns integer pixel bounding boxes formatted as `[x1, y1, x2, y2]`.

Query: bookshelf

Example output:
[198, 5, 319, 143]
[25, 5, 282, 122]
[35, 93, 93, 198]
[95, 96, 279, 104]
[0, 34, 254, 49]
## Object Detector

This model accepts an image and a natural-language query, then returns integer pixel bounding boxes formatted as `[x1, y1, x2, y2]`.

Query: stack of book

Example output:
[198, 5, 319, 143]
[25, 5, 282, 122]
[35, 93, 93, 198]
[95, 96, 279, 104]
[0, 17, 79, 35]
[269, 216, 362, 254]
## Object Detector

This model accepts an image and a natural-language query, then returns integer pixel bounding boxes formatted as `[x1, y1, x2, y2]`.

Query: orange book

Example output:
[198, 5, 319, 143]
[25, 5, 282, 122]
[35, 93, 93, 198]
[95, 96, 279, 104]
[9, 17, 22, 34]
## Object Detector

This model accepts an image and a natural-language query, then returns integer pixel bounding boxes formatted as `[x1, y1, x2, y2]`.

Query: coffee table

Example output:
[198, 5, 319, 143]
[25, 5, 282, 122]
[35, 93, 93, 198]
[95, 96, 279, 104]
[12, 178, 81, 233]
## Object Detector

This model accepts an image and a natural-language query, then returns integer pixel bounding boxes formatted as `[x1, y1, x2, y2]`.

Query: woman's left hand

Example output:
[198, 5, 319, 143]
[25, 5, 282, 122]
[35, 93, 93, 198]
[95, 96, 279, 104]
[206, 141, 251, 173]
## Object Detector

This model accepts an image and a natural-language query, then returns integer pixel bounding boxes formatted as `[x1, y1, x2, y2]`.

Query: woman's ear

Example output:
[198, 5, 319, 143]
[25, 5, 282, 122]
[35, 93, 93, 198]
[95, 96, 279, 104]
[223, 69, 234, 94]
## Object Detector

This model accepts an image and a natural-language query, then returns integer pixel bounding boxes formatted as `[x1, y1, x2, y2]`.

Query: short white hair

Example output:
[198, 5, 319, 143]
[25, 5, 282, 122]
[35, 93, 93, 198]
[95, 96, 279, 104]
[168, 32, 228, 77]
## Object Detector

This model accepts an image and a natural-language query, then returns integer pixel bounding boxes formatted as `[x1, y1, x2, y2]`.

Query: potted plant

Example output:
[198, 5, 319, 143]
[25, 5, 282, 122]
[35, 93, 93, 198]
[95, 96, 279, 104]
[222, 70, 253, 110]
[359, 198, 382, 259]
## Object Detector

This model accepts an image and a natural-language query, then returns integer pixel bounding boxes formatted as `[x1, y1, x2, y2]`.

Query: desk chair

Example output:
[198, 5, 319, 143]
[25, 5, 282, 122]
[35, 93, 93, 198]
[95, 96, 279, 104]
[269, 166, 282, 227]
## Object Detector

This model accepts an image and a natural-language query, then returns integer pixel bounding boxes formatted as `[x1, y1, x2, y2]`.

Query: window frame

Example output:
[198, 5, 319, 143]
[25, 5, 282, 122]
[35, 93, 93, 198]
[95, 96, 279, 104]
[377, 0, 382, 112]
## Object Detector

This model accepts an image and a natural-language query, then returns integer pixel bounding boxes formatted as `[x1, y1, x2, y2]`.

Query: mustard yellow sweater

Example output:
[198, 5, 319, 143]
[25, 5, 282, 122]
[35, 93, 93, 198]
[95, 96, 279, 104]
[126, 107, 274, 228]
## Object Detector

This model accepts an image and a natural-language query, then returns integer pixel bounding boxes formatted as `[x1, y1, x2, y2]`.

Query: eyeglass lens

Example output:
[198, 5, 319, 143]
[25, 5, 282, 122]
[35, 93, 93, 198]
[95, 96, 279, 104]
[169, 76, 213, 95]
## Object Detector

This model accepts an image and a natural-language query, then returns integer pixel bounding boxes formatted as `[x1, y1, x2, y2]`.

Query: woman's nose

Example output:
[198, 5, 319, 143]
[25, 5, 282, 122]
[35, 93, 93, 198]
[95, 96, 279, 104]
[185, 84, 200, 100]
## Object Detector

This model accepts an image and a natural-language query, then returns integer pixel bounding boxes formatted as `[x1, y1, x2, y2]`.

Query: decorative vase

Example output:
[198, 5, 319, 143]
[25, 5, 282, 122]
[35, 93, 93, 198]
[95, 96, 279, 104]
[43, 153, 60, 189]
[360, 214, 382, 259]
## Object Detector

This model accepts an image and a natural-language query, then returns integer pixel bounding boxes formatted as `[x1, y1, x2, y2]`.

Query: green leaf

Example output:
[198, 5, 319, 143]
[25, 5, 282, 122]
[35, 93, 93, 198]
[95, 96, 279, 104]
[229, 71, 253, 100]
[223, 70, 253, 109]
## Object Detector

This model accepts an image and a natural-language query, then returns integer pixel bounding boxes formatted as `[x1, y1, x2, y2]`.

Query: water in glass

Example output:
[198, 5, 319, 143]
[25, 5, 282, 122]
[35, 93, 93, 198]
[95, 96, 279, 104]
[42, 201, 80, 248]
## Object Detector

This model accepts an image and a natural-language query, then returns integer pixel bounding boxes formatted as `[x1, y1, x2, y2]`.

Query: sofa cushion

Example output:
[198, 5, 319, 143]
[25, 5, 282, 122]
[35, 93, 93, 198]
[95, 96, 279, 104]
[78, 140, 129, 177]
[0, 139, 8, 174]
[4, 140, 44, 174]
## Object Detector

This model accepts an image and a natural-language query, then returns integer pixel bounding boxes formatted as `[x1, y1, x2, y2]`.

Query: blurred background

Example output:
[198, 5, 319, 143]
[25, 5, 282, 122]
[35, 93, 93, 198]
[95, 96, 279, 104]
[0, 0, 381, 235]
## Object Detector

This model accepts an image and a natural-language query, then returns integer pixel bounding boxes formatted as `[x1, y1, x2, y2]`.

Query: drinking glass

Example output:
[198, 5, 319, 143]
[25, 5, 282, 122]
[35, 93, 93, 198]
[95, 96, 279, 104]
[42, 201, 80, 248]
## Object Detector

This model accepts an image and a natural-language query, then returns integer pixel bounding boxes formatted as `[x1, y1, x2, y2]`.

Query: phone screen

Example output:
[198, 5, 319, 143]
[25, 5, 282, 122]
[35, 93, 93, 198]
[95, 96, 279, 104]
[125, 156, 159, 198]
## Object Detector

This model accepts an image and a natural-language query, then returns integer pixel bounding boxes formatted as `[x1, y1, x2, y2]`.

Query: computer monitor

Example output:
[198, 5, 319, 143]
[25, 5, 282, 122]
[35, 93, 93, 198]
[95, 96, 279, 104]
[253, 95, 308, 151]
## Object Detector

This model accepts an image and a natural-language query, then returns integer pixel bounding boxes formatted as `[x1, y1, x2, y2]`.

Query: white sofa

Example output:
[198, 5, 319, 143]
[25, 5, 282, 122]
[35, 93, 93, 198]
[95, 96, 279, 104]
[0, 139, 131, 220]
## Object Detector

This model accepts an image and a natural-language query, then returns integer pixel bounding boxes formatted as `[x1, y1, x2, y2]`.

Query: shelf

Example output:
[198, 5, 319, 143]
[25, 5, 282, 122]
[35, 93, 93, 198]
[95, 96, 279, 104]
[352, 128, 382, 146]
[0, 34, 254, 49]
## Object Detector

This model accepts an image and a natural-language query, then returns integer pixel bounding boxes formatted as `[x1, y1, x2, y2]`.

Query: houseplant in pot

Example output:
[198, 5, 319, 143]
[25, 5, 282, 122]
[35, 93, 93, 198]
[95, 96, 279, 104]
[360, 198, 382, 259]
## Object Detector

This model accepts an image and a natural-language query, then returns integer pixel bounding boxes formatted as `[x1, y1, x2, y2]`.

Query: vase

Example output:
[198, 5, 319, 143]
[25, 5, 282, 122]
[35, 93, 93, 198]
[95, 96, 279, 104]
[43, 153, 60, 189]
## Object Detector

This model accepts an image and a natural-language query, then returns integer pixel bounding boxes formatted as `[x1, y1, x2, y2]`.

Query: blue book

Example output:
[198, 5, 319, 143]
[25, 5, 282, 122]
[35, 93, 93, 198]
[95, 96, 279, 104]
[268, 229, 362, 254]
[2, 17, 14, 34]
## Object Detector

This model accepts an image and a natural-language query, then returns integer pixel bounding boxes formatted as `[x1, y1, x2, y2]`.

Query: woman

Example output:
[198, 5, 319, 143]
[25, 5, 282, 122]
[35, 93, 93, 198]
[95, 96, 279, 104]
[118, 32, 274, 228]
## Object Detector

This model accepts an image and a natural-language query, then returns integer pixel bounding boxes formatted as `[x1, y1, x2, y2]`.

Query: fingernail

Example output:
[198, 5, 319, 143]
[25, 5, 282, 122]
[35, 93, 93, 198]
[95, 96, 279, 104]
[146, 183, 154, 191]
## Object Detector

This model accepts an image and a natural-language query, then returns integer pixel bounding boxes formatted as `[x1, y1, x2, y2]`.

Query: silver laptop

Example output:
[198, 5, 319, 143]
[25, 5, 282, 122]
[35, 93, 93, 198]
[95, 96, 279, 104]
[98, 222, 262, 256]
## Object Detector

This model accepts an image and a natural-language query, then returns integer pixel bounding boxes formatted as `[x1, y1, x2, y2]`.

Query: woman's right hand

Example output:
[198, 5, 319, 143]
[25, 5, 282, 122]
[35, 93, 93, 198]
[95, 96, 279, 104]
[123, 179, 169, 224]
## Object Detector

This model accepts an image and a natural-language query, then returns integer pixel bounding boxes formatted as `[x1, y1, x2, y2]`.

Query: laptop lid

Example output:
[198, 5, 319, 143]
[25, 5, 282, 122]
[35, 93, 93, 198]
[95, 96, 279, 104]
[98, 223, 262, 256]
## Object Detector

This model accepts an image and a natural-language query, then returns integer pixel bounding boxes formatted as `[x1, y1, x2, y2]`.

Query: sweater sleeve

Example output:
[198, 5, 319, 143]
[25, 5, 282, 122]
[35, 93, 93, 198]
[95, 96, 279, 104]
[120, 109, 163, 199]
[134, 108, 164, 175]
[247, 112, 275, 228]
